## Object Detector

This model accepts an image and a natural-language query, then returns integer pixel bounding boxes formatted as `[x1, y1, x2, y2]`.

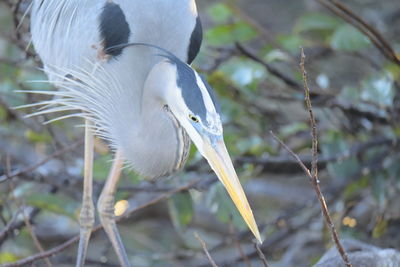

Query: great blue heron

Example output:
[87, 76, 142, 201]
[28, 0, 261, 266]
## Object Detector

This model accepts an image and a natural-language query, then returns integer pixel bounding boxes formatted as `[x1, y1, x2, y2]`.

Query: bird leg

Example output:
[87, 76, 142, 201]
[97, 150, 131, 267]
[76, 119, 95, 267]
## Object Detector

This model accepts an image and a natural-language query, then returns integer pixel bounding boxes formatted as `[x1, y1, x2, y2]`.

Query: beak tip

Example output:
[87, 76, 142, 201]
[251, 226, 263, 244]
[256, 234, 263, 244]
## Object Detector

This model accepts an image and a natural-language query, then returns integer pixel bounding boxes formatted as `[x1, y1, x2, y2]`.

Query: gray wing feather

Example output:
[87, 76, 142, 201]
[31, 0, 103, 82]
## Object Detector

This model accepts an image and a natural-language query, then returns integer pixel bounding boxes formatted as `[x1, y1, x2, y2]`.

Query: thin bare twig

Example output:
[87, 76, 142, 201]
[236, 43, 302, 90]
[316, 0, 400, 65]
[305, 48, 351, 266]
[0, 209, 21, 240]
[3, 235, 81, 267]
[253, 241, 269, 267]
[213, 205, 322, 266]
[194, 232, 218, 267]
[229, 219, 252, 267]
[238, 136, 399, 174]
[300, 49, 319, 181]
[269, 48, 352, 267]
[22, 210, 53, 267]
[0, 207, 40, 246]
[304, 48, 351, 266]
[12, 0, 23, 40]
[3, 156, 52, 267]
[0, 94, 42, 132]
[0, 139, 83, 183]
[269, 131, 312, 177]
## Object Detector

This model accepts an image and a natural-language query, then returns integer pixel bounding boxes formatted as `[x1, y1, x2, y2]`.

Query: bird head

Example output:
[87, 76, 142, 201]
[108, 43, 261, 242]
[152, 55, 261, 243]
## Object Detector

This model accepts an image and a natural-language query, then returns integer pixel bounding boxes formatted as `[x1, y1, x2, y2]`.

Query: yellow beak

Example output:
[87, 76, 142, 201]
[203, 136, 262, 243]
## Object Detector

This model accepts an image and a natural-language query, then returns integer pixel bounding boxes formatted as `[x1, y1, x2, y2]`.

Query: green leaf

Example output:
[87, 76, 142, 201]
[331, 24, 371, 51]
[279, 122, 309, 138]
[0, 106, 7, 120]
[232, 21, 258, 43]
[385, 154, 400, 180]
[264, 49, 292, 63]
[321, 131, 360, 180]
[219, 57, 266, 89]
[205, 25, 233, 46]
[26, 193, 79, 219]
[0, 252, 19, 264]
[123, 169, 142, 184]
[236, 135, 264, 155]
[0, 81, 22, 107]
[207, 3, 232, 24]
[372, 218, 388, 238]
[338, 86, 360, 104]
[25, 130, 52, 143]
[205, 22, 257, 46]
[167, 192, 193, 232]
[295, 12, 342, 33]
[343, 176, 369, 199]
[385, 62, 400, 80]
[360, 73, 394, 107]
[371, 172, 387, 206]
[276, 34, 305, 54]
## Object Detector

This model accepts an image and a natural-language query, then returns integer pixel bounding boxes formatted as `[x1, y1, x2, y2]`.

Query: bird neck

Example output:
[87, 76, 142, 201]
[120, 61, 190, 179]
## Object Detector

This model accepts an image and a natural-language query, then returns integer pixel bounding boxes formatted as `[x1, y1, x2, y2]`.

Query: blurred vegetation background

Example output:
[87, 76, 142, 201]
[0, 0, 399, 266]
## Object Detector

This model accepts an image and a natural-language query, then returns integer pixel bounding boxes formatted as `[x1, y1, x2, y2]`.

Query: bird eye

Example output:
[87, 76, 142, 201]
[189, 114, 200, 123]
